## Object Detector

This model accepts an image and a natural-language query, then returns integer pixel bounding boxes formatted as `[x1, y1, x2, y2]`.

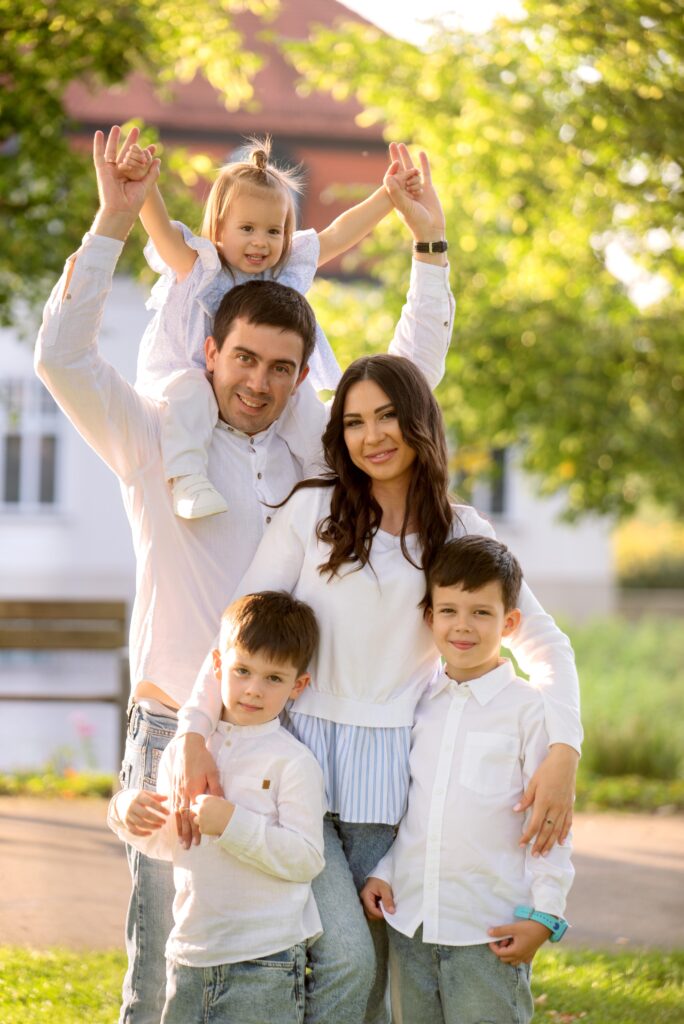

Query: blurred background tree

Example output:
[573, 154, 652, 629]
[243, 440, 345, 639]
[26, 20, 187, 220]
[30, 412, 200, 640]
[0, 0, 276, 324]
[287, 0, 684, 518]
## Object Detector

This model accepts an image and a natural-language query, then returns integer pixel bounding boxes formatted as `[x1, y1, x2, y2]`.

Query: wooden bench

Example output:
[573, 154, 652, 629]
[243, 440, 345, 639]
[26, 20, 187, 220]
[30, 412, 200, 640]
[0, 599, 129, 766]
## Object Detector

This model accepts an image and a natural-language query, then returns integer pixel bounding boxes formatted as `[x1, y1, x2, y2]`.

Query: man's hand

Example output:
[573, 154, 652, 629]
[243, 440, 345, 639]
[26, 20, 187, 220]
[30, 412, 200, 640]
[116, 789, 169, 836]
[488, 920, 550, 965]
[360, 877, 396, 921]
[172, 733, 223, 848]
[384, 142, 447, 260]
[190, 794, 234, 836]
[91, 125, 160, 240]
[517, 743, 578, 856]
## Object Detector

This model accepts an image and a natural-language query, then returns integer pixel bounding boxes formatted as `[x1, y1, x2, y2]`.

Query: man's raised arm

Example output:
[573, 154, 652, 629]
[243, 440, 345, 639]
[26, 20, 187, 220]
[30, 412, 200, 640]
[385, 144, 455, 390]
[35, 127, 161, 478]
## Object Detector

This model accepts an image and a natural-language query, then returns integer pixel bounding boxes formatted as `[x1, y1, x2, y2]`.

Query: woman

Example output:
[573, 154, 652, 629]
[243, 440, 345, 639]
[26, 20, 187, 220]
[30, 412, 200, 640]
[176, 354, 581, 1024]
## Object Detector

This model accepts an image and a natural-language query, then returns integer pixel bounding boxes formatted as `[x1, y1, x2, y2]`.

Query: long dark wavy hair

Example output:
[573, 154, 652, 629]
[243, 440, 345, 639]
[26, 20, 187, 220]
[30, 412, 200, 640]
[286, 354, 456, 578]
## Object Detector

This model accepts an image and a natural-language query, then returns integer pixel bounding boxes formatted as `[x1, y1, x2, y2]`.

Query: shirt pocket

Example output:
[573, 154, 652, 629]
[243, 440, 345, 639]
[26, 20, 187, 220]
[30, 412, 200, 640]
[224, 774, 278, 820]
[459, 732, 519, 796]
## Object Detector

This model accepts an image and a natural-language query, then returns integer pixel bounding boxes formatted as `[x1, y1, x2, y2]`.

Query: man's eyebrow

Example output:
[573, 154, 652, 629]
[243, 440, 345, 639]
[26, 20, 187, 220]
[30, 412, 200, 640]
[233, 346, 297, 369]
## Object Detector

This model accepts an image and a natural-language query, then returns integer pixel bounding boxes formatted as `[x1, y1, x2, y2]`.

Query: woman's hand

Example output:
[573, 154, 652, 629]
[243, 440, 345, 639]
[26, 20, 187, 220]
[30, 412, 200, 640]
[172, 733, 223, 848]
[384, 142, 447, 264]
[517, 743, 579, 855]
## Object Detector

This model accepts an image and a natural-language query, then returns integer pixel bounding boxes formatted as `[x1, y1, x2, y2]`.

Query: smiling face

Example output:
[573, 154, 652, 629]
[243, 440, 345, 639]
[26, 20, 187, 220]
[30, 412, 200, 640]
[213, 644, 310, 727]
[205, 316, 308, 434]
[217, 186, 288, 275]
[428, 580, 521, 682]
[341, 379, 417, 490]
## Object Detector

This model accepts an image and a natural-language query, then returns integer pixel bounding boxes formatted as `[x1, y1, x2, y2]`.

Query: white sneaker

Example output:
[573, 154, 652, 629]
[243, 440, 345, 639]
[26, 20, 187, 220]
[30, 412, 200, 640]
[172, 474, 228, 519]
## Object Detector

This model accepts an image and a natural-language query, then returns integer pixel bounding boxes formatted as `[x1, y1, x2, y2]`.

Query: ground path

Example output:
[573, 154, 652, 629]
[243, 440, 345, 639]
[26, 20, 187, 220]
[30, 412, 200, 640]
[1, 797, 682, 950]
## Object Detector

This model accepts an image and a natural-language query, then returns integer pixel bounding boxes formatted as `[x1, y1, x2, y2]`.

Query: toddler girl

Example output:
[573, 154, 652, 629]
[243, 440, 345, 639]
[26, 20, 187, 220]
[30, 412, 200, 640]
[120, 136, 420, 518]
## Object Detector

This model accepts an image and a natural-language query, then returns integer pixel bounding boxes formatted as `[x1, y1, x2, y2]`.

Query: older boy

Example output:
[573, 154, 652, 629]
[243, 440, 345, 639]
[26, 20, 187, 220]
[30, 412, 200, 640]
[108, 591, 326, 1024]
[361, 536, 575, 1024]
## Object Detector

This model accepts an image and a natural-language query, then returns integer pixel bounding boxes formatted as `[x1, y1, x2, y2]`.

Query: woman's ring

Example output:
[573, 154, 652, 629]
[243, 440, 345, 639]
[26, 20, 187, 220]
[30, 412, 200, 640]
[545, 818, 554, 825]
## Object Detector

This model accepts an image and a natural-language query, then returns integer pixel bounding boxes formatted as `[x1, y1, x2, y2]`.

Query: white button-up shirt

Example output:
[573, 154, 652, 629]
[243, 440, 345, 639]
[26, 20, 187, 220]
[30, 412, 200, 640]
[35, 233, 454, 707]
[108, 717, 326, 967]
[372, 661, 574, 946]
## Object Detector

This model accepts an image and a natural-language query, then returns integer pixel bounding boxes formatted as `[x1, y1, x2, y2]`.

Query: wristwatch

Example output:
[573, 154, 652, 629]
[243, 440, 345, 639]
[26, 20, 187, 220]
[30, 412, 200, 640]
[514, 906, 569, 943]
[413, 240, 448, 253]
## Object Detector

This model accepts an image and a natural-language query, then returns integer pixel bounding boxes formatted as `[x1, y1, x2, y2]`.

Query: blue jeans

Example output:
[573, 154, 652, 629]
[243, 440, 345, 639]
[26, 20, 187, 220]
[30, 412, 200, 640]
[119, 704, 178, 1024]
[306, 814, 396, 1024]
[161, 944, 307, 1024]
[388, 925, 534, 1024]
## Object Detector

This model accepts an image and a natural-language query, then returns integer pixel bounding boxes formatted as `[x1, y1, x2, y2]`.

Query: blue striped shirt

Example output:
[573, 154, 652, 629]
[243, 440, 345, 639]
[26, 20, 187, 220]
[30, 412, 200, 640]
[284, 708, 411, 825]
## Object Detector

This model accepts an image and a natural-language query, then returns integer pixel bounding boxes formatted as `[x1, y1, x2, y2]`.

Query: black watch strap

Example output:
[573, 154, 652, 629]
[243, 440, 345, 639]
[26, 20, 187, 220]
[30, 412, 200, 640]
[413, 240, 448, 254]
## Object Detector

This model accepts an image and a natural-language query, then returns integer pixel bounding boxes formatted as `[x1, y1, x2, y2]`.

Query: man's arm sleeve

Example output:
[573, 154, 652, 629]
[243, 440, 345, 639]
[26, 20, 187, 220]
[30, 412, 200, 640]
[35, 233, 158, 480]
[387, 261, 455, 390]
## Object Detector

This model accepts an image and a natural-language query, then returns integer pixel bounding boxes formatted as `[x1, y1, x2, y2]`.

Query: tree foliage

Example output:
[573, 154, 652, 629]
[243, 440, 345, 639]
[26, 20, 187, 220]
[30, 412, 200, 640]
[288, 0, 684, 517]
[0, 0, 276, 326]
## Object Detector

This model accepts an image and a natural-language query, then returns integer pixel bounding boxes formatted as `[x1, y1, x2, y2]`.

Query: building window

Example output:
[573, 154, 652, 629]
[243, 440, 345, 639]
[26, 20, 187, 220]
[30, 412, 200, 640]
[470, 447, 509, 518]
[0, 379, 60, 511]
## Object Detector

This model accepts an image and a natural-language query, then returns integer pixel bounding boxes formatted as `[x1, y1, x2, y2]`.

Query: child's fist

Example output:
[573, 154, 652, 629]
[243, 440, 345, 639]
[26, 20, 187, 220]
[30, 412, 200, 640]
[488, 920, 551, 965]
[190, 794, 233, 836]
[117, 142, 157, 182]
[118, 789, 169, 835]
[360, 876, 395, 920]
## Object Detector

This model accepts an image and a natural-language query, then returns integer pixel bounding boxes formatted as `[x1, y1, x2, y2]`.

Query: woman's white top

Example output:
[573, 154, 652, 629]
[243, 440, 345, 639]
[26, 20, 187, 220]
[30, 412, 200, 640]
[135, 222, 340, 393]
[235, 487, 582, 735]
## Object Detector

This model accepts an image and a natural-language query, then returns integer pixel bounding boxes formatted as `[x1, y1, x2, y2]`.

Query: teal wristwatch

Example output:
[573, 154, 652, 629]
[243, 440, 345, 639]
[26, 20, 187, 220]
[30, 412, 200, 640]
[514, 906, 568, 943]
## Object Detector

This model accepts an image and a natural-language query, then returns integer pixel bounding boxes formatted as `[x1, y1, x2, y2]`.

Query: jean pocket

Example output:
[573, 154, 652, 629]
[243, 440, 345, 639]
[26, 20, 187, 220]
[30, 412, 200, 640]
[459, 732, 519, 795]
[118, 760, 132, 789]
[143, 745, 164, 791]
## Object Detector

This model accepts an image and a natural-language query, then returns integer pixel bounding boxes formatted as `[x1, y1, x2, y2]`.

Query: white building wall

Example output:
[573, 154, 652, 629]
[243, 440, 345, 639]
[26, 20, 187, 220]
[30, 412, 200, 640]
[0, 277, 149, 604]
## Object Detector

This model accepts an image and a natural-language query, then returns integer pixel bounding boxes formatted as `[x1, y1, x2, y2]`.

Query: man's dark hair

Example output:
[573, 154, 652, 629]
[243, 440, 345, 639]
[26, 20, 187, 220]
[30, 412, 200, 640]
[220, 590, 319, 675]
[423, 535, 523, 614]
[212, 280, 317, 370]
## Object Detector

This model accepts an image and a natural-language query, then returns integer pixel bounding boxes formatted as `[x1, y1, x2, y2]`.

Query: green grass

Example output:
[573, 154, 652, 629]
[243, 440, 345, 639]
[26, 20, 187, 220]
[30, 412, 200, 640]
[0, 947, 682, 1023]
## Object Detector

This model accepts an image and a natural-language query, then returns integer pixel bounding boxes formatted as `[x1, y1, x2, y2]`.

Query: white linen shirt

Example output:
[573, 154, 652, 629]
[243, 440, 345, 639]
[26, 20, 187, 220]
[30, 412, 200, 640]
[35, 233, 454, 707]
[108, 717, 326, 967]
[372, 661, 575, 945]
[180, 487, 582, 748]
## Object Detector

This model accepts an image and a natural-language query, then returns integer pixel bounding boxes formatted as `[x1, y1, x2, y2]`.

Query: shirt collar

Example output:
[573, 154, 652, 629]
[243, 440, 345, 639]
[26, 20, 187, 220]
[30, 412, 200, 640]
[215, 418, 279, 445]
[214, 716, 281, 738]
[429, 659, 517, 705]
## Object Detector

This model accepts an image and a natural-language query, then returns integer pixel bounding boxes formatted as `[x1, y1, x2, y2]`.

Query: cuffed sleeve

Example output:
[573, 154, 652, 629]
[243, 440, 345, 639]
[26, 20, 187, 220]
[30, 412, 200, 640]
[388, 260, 455, 389]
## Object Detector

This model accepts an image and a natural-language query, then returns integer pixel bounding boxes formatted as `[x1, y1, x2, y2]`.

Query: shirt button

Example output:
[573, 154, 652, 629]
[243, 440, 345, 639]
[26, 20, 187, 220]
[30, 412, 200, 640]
[257, 472, 262, 479]
[249, 447, 255, 454]
[265, 516, 272, 524]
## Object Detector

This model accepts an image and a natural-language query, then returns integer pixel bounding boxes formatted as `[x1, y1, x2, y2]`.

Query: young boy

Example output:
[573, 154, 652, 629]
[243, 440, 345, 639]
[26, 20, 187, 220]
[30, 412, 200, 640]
[361, 536, 575, 1024]
[108, 591, 326, 1024]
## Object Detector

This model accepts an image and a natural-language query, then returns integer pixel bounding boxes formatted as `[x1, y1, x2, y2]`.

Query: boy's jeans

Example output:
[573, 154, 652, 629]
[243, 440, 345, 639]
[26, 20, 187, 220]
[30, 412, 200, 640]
[119, 704, 177, 1024]
[160, 943, 307, 1024]
[388, 925, 534, 1024]
[306, 814, 396, 1024]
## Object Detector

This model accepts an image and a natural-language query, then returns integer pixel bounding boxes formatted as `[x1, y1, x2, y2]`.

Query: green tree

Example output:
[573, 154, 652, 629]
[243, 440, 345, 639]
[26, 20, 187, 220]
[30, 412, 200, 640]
[288, 0, 684, 517]
[0, 0, 276, 325]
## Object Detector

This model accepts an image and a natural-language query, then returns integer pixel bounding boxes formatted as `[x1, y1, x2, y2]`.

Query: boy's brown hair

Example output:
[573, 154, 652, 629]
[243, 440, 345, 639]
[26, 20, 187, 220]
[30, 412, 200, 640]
[219, 591, 319, 675]
[423, 535, 523, 614]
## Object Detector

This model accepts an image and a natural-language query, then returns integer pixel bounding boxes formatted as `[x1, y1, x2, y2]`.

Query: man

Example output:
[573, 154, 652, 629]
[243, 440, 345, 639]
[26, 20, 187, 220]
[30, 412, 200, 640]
[35, 126, 454, 1023]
